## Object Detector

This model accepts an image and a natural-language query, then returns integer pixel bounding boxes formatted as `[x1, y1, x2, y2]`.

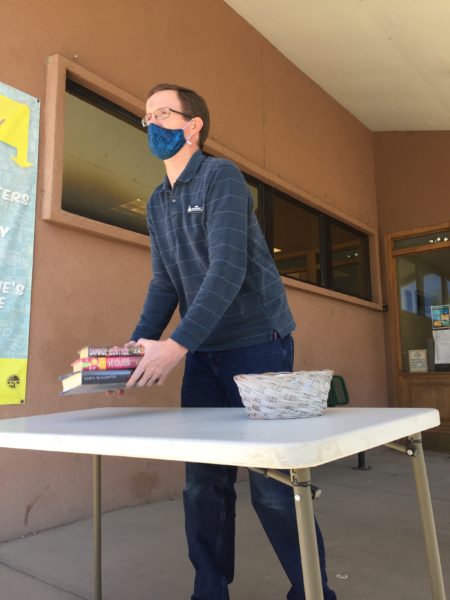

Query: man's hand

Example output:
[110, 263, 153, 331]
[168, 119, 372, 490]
[126, 338, 187, 388]
[105, 341, 142, 397]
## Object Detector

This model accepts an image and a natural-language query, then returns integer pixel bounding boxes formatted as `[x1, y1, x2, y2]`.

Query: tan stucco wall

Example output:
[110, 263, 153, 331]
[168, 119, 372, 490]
[0, 0, 385, 541]
[375, 131, 450, 235]
[374, 131, 450, 405]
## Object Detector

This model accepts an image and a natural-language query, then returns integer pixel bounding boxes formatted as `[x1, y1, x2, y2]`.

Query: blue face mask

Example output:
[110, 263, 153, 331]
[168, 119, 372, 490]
[148, 121, 192, 160]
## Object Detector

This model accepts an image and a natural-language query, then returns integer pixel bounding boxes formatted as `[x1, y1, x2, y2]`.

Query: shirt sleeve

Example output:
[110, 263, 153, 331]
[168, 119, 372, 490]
[130, 222, 179, 342]
[170, 162, 250, 352]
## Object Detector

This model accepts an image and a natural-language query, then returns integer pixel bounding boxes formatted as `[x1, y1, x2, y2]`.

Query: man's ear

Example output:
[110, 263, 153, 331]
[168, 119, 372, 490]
[191, 116, 204, 134]
[188, 117, 203, 147]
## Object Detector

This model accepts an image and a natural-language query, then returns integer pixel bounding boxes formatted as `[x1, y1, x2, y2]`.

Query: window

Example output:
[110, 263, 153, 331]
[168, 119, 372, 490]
[62, 81, 165, 236]
[329, 220, 371, 300]
[270, 191, 321, 284]
[251, 187, 372, 301]
[50, 58, 372, 303]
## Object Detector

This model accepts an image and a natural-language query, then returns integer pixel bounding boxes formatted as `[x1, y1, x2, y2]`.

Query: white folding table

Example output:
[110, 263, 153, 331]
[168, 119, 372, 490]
[0, 406, 446, 600]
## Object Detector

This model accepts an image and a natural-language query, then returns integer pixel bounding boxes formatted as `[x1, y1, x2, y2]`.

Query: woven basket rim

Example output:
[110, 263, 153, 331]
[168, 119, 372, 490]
[234, 369, 333, 420]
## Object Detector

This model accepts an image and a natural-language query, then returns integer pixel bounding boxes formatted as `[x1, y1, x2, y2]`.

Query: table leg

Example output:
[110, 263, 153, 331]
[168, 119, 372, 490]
[409, 433, 446, 600]
[290, 468, 324, 600]
[93, 455, 102, 600]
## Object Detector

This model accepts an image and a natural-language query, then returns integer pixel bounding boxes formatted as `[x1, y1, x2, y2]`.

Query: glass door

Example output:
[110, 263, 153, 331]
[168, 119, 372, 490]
[396, 247, 450, 372]
[389, 226, 450, 450]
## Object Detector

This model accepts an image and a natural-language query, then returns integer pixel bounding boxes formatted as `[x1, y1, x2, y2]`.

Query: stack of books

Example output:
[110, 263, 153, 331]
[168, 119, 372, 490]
[60, 345, 145, 396]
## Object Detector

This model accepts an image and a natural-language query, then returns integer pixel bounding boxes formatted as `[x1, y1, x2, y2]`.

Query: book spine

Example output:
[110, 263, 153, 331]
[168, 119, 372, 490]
[73, 356, 142, 371]
[80, 369, 133, 384]
[79, 346, 144, 358]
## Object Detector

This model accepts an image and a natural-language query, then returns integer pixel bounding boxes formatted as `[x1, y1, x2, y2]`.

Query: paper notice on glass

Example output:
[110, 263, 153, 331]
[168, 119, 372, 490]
[408, 349, 428, 372]
[433, 330, 450, 364]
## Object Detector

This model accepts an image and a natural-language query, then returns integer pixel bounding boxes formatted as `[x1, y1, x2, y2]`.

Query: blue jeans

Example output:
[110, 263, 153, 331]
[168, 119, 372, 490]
[181, 334, 337, 600]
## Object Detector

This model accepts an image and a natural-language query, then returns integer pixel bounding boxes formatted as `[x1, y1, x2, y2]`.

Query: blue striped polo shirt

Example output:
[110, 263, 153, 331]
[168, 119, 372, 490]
[131, 150, 295, 352]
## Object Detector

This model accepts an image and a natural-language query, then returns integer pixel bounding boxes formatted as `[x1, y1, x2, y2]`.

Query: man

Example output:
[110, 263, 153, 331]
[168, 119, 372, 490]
[127, 83, 336, 600]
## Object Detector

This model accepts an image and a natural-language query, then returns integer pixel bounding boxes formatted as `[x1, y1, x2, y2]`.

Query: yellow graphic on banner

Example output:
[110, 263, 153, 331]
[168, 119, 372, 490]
[0, 95, 32, 168]
[0, 358, 27, 404]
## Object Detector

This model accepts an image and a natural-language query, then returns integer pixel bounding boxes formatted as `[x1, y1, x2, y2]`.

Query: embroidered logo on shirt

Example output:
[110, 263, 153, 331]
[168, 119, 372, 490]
[187, 205, 203, 213]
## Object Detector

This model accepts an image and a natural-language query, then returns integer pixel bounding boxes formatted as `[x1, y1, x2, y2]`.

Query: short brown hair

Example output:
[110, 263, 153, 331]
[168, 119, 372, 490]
[147, 83, 210, 149]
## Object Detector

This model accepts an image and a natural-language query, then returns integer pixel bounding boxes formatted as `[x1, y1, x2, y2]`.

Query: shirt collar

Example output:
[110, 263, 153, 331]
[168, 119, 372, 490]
[162, 150, 205, 191]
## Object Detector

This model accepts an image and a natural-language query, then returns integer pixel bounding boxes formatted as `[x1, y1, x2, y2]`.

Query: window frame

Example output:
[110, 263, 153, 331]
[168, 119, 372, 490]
[264, 186, 322, 284]
[387, 222, 450, 374]
[63, 80, 156, 236]
[326, 216, 372, 301]
[43, 54, 383, 310]
[42, 53, 149, 247]
[248, 184, 373, 301]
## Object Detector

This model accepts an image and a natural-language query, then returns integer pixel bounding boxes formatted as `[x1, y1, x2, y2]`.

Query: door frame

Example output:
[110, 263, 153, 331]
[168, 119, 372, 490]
[385, 221, 450, 449]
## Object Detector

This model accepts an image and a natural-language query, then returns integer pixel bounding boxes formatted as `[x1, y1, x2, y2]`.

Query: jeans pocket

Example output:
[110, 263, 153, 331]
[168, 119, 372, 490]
[281, 334, 294, 371]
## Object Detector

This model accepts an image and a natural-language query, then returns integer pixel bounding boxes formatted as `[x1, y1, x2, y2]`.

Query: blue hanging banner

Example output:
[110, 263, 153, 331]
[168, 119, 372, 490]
[0, 82, 40, 405]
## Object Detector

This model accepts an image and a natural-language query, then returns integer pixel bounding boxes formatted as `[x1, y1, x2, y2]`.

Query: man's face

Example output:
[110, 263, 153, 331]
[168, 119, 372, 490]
[145, 90, 190, 130]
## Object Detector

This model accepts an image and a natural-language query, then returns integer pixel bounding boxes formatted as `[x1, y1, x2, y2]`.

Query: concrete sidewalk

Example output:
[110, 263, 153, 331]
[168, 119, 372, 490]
[0, 446, 449, 600]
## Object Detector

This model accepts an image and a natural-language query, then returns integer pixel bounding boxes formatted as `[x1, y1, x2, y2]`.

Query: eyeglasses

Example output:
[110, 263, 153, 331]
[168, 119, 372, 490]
[141, 107, 192, 127]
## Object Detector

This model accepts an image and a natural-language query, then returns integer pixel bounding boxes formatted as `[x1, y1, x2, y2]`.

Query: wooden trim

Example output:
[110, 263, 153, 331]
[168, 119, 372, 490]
[399, 372, 450, 379]
[389, 221, 450, 242]
[42, 54, 65, 222]
[41, 54, 149, 248]
[385, 233, 405, 376]
[392, 241, 450, 257]
[282, 276, 384, 311]
[368, 226, 382, 305]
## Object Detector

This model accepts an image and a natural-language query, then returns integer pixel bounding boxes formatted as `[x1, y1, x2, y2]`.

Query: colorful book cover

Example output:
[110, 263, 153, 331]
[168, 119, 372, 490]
[78, 345, 144, 359]
[72, 355, 142, 372]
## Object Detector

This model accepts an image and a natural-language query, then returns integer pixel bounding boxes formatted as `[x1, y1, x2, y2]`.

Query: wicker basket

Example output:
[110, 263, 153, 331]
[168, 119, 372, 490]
[234, 370, 334, 420]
